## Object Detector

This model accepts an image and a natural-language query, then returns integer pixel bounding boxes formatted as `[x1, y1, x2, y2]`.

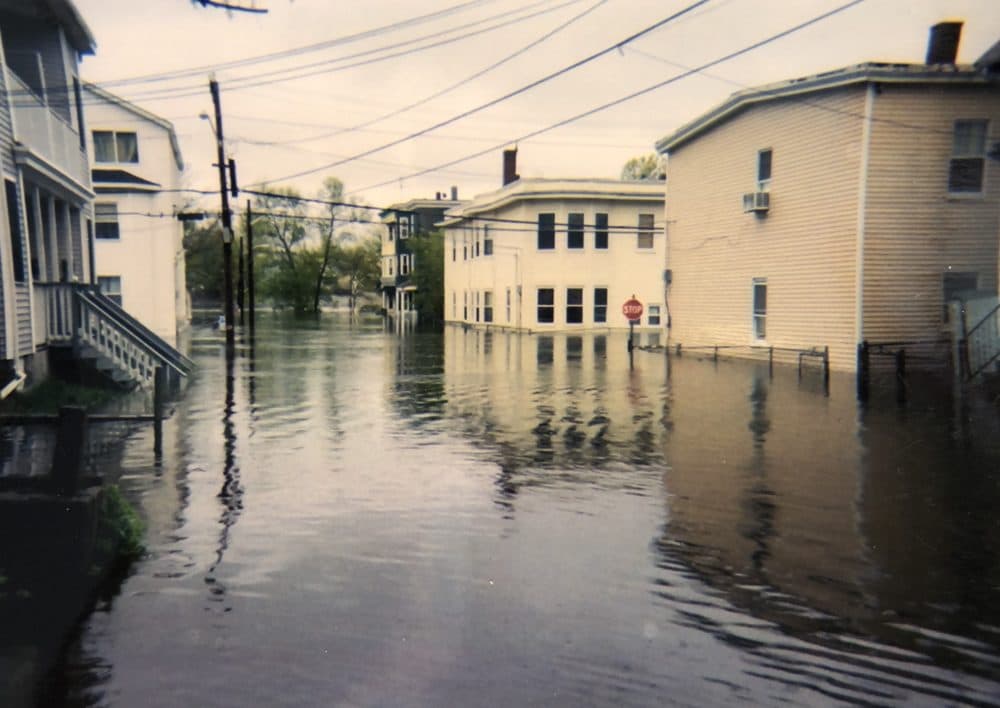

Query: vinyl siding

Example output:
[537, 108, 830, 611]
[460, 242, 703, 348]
[665, 88, 865, 371]
[862, 84, 1000, 344]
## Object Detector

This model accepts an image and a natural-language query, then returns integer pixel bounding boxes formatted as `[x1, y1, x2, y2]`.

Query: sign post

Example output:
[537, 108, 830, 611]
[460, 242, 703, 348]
[622, 296, 643, 355]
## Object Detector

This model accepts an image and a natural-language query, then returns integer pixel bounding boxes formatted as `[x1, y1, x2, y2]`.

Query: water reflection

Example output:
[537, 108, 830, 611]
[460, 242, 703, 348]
[30, 319, 1000, 706]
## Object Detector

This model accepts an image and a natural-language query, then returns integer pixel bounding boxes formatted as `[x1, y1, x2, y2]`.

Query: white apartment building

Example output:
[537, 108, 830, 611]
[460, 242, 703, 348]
[84, 83, 189, 346]
[442, 177, 666, 335]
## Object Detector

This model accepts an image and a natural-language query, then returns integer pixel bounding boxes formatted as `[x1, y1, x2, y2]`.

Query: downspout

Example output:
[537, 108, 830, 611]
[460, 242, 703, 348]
[854, 82, 876, 352]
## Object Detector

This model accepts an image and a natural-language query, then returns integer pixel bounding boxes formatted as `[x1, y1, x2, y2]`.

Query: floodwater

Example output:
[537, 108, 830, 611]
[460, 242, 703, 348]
[18, 315, 1000, 706]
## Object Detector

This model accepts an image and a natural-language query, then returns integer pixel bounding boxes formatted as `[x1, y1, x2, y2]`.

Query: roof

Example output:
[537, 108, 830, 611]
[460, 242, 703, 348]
[655, 62, 996, 154]
[381, 197, 464, 221]
[92, 168, 160, 188]
[39, 0, 95, 54]
[83, 83, 184, 171]
[439, 178, 665, 227]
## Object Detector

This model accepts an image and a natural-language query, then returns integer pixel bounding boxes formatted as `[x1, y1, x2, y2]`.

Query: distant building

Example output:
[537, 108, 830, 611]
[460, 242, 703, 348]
[380, 189, 463, 320]
[655, 22, 1000, 373]
[443, 152, 666, 336]
[84, 83, 190, 346]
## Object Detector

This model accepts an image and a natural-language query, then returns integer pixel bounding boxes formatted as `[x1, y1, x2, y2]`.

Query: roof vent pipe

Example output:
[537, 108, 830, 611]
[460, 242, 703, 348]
[502, 148, 519, 186]
[926, 21, 962, 65]
[451, 185, 458, 201]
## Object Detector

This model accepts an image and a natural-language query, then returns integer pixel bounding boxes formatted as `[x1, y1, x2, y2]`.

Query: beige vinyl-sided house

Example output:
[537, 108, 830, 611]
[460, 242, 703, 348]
[443, 151, 666, 337]
[84, 83, 190, 347]
[655, 23, 1000, 374]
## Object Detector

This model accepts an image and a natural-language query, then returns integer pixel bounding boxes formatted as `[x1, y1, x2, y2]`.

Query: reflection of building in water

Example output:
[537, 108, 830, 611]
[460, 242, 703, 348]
[659, 356, 1000, 667]
[439, 328, 669, 487]
[442, 150, 666, 335]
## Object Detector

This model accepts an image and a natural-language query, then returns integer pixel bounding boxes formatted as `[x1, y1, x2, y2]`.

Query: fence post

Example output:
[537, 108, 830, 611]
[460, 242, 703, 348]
[895, 348, 906, 404]
[856, 341, 870, 402]
[154, 366, 165, 457]
[51, 406, 87, 495]
[823, 346, 830, 395]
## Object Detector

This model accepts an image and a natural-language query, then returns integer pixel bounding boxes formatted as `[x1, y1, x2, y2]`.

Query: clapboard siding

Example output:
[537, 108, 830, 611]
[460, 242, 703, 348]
[665, 88, 865, 371]
[863, 84, 1000, 343]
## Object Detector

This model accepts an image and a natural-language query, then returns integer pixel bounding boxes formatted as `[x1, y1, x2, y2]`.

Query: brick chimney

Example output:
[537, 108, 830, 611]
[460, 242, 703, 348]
[502, 148, 519, 186]
[926, 21, 962, 65]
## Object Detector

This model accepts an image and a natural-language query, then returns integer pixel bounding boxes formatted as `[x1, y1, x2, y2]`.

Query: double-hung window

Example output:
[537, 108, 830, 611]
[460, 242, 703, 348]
[505, 288, 511, 323]
[637, 214, 654, 249]
[593, 287, 607, 323]
[757, 148, 772, 191]
[949, 119, 987, 193]
[95, 203, 120, 239]
[648, 305, 661, 326]
[93, 131, 138, 163]
[98, 275, 123, 306]
[595, 213, 608, 250]
[567, 213, 584, 249]
[483, 291, 493, 323]
[537, 213, 555, 250]
[537, 288, 554, 323]
[483, 225, 493, 256]
[566, 288, 583, 324]
[752, 278, 767, 340]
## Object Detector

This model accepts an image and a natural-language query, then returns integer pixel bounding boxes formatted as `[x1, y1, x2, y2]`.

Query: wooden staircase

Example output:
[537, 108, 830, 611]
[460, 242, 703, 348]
[37, 283, 193, 390]
[961, 300, 1000, 383]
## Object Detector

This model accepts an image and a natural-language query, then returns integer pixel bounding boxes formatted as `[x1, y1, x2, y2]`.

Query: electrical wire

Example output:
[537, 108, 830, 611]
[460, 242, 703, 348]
[250, 0, 713, 186]
[348, 0, 867, 195]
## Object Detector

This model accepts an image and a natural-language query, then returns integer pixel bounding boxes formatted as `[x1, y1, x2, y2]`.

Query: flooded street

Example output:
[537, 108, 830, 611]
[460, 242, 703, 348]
[24, 315, 1000, 706]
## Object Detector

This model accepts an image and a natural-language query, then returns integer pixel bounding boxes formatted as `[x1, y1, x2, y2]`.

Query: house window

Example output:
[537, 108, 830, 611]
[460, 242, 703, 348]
[567, 212, 584, 249]
[93, 131, 138, 163]
[98, 275, 122, 306]
[595, 213, 608, 249]
[475, 228, 480, 257]
[463, 231, 468, 260]
[566, 288, 583, 324]
[475, 291, 480, 322]
[537, 213, 555, 250]
[949, 120, 987, 193]
[537, 288, 554, 324]
[752, 278, 767, 340]
[594, 287, 607, 323]
[648, 305, 661, 326]
[757, 148, 772, 190]
[943, 272, 978, 320]
[451, 235, 456, 261]
[637, 213, 654, 249]
[483, 225, 493, 256]
[400, 254, 411, 275]
[452, 291, 456, 318]
[483, 291, 493, 323]
[388, 257, 393, 276]
[399, 216, 410, 239]
[5, 179, 25, 283]
[463, 291, 468, 320]
[505, 287, 511, 323]
[95, 203, 120, 239]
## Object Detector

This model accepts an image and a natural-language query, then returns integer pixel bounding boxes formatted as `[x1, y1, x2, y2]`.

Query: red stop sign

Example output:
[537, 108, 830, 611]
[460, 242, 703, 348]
[622, 297, 643, 321]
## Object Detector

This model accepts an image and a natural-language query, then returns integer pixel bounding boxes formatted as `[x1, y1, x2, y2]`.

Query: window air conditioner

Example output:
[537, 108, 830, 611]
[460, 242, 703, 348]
[742, 191, 770, 213]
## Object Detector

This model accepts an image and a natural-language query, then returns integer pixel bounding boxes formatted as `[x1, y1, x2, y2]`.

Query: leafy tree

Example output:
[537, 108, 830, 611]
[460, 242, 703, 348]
[330, 237, 380, 311]
[621, 153, 666, 181]
[183, 220, 224, 304]
[408, 229, 445, 322]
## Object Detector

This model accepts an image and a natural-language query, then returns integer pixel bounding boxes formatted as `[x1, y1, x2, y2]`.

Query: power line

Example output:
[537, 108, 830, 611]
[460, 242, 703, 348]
[283, 0, 610, 147]
[251, 0, 713, 186]
[75, 0, 573, 106]
[349, 0, 867, 195]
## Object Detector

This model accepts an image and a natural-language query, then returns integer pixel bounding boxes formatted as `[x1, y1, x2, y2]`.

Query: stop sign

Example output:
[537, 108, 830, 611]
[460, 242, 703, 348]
[622, 297, 643, 321]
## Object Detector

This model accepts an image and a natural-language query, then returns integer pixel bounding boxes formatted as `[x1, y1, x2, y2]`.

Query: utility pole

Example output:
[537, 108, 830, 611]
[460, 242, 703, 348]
[247, 200, 255, 334]
[209, 75, 235, 346]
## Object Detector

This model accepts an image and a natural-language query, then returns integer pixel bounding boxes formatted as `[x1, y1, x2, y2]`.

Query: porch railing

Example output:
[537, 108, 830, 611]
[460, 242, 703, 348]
[35, 283, 193, 387]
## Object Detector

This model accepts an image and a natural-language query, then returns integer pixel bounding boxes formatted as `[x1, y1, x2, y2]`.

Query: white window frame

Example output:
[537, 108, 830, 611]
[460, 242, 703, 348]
[752, 278, 767, 341]
[948, 119, 988, 195]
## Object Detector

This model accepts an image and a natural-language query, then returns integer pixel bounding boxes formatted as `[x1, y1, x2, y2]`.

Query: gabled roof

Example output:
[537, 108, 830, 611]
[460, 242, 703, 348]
[381, 197, 464, 222]
[439, 178, 664, 227]
[83, 83, 184, 171]
[655, 62, 996, 154]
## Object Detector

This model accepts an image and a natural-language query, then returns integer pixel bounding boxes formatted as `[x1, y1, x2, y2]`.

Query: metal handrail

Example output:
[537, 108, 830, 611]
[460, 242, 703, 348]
[964, 302, 1000, 381]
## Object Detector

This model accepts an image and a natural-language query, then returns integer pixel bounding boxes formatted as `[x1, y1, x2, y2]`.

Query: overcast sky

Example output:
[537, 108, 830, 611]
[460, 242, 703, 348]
[72, 0, 999, 211]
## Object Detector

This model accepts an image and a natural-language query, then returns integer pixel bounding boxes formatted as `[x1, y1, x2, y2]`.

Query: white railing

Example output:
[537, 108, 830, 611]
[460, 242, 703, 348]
[35, 282, 76, 343]
[78, 296, 160, 386]
[7, 70, 88, 187]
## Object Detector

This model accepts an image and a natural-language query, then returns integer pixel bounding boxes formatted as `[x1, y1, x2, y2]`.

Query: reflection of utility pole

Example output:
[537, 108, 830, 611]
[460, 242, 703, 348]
[208, 76, 235, 348]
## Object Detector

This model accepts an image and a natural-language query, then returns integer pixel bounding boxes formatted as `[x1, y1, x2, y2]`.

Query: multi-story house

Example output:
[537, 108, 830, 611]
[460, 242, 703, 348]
[380, 188, 462, 320]
[84, 83, 190, 347]
[655, 22, 1000, 375]
[0, 0, 190, 394]
[443, 152, 666, 336]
